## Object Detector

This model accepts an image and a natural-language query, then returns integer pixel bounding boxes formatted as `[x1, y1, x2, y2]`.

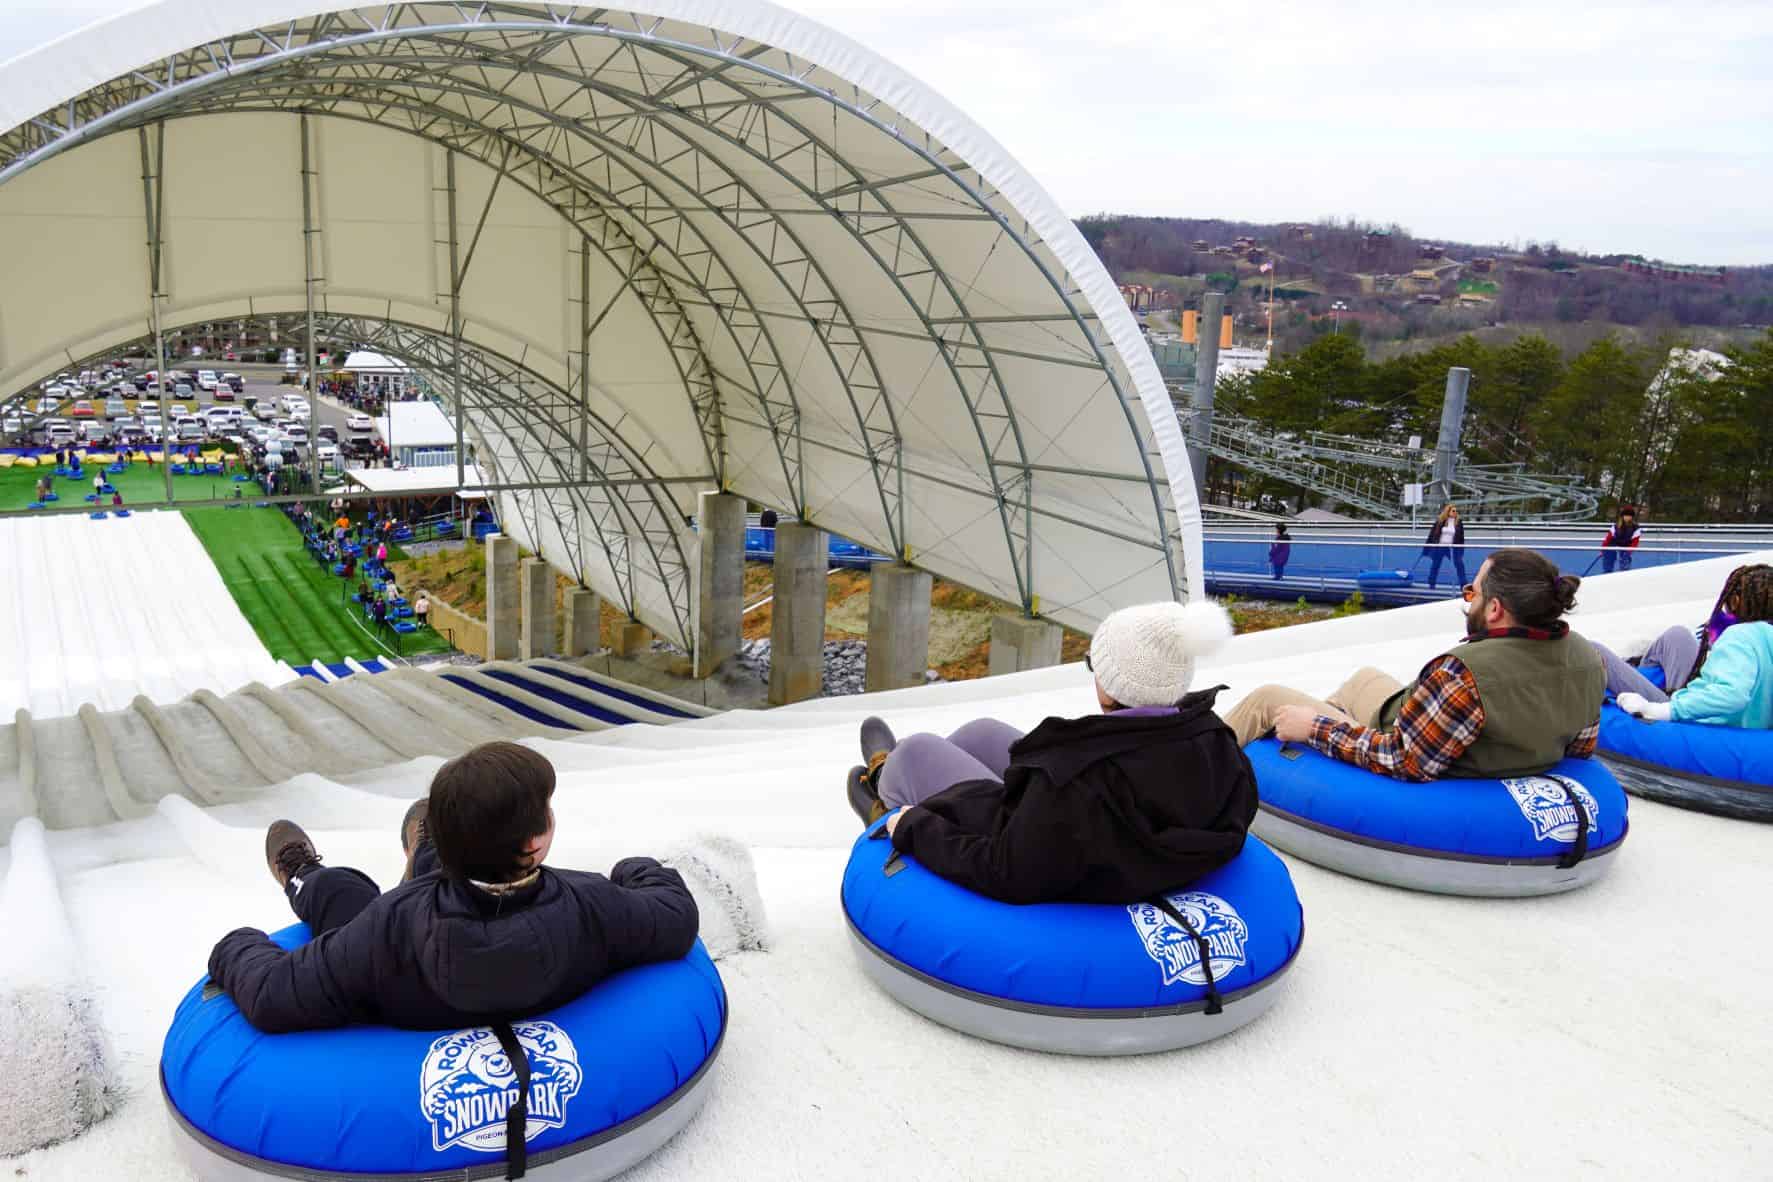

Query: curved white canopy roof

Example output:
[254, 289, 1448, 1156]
[0, 1, 1200, 648]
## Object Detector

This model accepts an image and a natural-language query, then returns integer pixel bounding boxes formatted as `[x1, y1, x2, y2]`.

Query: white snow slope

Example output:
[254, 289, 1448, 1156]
[4, 552, 1772, 1180]
[0, 512, 295, 720]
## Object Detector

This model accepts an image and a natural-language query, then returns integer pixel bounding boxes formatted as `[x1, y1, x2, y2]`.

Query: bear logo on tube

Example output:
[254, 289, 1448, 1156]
[1502, 775, 1599, 843]
[420, 1021, 584, 1153]
[1127, 891, 1249, 987]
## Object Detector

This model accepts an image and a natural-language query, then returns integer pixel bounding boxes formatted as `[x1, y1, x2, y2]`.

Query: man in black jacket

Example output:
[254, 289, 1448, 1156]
[849, 601, 1257, 905]
[208, 741, 698, 1032]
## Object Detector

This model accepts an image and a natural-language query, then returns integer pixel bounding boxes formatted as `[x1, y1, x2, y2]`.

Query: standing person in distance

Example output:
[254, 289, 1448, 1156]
[1600, 504, 1642, 573]
[1421, 503, 1467, 590]
[1268, 523, 1291, 581]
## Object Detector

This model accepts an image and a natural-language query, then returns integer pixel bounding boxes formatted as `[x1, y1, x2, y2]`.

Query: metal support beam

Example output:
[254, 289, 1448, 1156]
[298, 112, 320, 497]
[136, 123, 172, 506]
[445, 149, 464, 490]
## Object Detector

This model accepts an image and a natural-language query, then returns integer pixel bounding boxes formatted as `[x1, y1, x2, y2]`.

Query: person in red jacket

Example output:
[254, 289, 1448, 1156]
[1601, 504, 1641, 573]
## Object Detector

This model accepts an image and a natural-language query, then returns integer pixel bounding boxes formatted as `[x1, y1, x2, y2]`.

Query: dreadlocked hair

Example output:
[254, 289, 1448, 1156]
[1691, 564, 1773, 683]
[1729, 565, 1773, 624]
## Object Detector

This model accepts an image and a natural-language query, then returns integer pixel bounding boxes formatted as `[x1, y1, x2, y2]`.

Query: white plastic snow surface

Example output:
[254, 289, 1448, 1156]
[0, 513, 294, 720]
[5, 553, 1773, 1178]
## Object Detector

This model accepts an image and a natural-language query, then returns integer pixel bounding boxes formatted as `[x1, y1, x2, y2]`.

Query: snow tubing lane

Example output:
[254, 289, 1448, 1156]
[1597, 703, 1773, 821]
[841, 821, 1303, 1055]
[161, 925, 725, 1181]
[1245, 739, 1629, 896]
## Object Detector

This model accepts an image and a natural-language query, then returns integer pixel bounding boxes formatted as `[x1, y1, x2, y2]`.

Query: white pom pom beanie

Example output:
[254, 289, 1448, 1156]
[1088, 600, 1234, 708]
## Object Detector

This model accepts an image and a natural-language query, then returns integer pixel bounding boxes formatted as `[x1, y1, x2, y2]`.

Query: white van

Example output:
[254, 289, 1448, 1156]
[196, 370, 218, 391]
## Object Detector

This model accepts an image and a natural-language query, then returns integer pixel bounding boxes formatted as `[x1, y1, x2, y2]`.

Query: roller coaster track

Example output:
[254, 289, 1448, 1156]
[1182, 413, 1600, 521]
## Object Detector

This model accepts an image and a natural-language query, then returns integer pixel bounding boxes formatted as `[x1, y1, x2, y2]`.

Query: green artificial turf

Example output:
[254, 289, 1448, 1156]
[0, 460, 239, 511]
[182, 503, 452, 666]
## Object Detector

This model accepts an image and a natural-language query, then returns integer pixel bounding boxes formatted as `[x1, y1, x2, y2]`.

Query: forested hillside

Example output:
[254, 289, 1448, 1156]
[1078, 215, 1773, 354]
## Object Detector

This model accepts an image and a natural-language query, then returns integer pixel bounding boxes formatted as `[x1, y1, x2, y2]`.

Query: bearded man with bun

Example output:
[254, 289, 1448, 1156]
[844, 600, 1257, 905]
[1223, 548, 1605, 782]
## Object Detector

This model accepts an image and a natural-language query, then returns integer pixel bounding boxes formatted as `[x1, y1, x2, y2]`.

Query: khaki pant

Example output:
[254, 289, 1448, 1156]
[1221, 667, 1406, 748]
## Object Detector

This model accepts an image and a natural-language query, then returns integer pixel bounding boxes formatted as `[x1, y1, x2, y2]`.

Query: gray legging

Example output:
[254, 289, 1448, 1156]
[1595, 624, 1701, 704]
[878, 719, 1024, 809]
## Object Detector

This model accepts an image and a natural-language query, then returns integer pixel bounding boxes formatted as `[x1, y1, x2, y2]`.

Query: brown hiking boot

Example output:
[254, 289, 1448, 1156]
[265, 820, 321, 890]
[399, 797, 430, 883]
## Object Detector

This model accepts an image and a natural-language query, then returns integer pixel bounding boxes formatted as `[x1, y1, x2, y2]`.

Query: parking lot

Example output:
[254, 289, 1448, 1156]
[4, 360, 383, 475]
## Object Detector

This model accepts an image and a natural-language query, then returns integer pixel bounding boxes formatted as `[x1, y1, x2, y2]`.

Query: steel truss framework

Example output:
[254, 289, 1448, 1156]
[0, 3, 1191, 634]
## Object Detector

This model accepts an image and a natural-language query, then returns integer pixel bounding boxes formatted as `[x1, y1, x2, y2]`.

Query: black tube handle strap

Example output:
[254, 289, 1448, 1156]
[490, 1021, 532, 1180]
[1556, 780, 1591, 870]
[1149, 896, 1224, 1015]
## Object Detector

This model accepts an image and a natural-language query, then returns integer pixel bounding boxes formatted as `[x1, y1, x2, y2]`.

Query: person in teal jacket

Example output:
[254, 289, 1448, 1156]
[1619, 567, 1773, 729]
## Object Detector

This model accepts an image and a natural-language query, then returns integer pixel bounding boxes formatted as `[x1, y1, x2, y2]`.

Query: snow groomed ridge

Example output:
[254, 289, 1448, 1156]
[2, 552, 1769, 1179]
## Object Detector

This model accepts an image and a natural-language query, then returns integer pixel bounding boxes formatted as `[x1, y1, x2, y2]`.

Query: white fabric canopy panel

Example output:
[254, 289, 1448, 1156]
[0, 1, 1202, 648]
[343, 463, 488, 495]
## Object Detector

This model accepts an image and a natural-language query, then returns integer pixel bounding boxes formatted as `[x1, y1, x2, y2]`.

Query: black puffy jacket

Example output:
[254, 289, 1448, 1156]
[890, 687, 1258, 904]
[208, 858, 698, 1033]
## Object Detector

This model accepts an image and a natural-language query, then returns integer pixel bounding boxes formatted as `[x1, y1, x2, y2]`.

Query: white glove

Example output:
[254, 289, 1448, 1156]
[1617, 692, 1672, 721]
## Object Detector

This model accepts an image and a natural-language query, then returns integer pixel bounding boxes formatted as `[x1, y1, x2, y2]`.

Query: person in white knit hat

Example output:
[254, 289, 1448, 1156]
[843, 600, 1257, 905]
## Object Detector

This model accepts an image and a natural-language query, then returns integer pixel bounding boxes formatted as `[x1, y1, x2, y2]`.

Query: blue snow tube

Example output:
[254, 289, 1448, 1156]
[1597, 703, 1773, 821]
[1245, 739, 1628, 896]
[161, 925, 725, 1181]
[841, 822, 1303, 1055]
[1356, 569, 1414, 589]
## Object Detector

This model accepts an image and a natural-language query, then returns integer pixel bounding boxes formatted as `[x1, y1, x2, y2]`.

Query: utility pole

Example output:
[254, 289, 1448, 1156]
[1186, 290, 1226, 501]
[1430, 367, 1470, 506]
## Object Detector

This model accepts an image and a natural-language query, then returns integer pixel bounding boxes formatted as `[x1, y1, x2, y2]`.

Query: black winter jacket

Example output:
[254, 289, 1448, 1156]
[208, 858, 698, 1033]
[1422, 517, 1465, 549]
[890, 687, 1258, 905]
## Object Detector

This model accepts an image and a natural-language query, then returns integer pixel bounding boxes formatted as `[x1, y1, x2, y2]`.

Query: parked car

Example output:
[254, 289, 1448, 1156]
[196, 370, 218, 391]
[70, 399, 95, 418]
[211, 384, 235, 402]
[253, 401, 277, 421]
[316, 442, 340, 467]
[345, 412, 374, 432]
[45, 420, 76, 447]
[173, 381, 194, 397]
[166, 403, 191, 418]
[2, 414, 23, 435]
[82, 422, 113, 445]
[103, 397, 128, 419]
[342, 436, 378, 460]
[223, 373, 244, 393]
[175, 419, 204, 442]
[316, 424, 339, 443]
[289, 402, 311, 420]
[285, 424, 309, 444]
[281, 394, 309, 414]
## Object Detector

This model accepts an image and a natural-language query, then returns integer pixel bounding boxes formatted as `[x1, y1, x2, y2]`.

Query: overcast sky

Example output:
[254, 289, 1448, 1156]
[5, 0, 1768, 263]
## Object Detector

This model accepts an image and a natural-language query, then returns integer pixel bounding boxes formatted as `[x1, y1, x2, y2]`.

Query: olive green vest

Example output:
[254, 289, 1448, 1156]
[1376, 631, 1605, 779]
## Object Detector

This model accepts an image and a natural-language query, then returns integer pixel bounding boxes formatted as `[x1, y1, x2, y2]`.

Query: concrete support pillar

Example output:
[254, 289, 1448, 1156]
[865, 563, 932, 693]
[769, 523, 828, 705]
[612, 619, 651, 657]
[484, 534, 519, 661]
[694, 491, 747, 678]
[563, 586, 601, 658]
[518, 558, 555, 660]
[987, 614, 1063, 677]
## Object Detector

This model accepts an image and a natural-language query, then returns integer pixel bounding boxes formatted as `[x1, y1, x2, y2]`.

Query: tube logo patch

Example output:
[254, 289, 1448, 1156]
[1128, 892, 1249, 987]
[1502, 775, 1599, 843]
[420, 1022, 584, 1153]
